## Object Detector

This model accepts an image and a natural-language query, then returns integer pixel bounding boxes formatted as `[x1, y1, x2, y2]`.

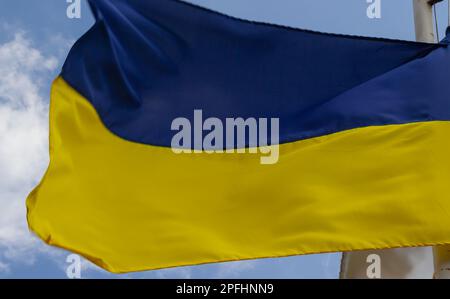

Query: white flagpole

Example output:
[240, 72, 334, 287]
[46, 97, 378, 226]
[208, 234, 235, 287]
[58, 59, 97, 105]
[413, 0, 450, 279]
[413, 0, 435, 42]
[433, 247, 450, 278]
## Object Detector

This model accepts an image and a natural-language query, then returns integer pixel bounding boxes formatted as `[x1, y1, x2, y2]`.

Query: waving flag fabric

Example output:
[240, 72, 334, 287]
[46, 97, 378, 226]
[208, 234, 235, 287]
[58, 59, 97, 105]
[27, 0, 450, 273]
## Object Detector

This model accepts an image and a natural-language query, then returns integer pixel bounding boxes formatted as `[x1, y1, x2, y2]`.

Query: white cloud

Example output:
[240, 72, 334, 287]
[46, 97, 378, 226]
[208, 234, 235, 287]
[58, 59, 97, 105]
[47, 34, 76, 58]
[213, 260, 256, 278]
[0, 260, 10, 274]
[0, 32, 57, 268]
[154, 267, 193, 279]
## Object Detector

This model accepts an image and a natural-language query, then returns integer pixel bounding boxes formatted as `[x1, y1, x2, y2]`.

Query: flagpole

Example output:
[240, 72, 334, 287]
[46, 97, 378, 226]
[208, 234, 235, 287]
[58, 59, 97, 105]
[433, 247, 450, 278]
[413, 0, 435, 42]
[413, 0, 450, 279]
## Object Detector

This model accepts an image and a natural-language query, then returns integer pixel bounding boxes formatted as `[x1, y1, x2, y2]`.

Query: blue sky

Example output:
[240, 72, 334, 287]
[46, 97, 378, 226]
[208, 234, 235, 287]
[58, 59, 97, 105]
[0, 0, 448, 279]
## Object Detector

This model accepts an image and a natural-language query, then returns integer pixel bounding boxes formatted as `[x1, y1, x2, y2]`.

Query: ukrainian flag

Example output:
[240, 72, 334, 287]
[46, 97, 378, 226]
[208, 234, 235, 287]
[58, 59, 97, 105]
[27, 0, 450, 273]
